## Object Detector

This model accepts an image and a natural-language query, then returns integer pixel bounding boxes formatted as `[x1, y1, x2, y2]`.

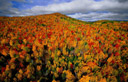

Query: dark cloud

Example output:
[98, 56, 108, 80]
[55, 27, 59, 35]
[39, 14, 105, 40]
[68, 12, 128, 21]
[118, 0, 128, 2]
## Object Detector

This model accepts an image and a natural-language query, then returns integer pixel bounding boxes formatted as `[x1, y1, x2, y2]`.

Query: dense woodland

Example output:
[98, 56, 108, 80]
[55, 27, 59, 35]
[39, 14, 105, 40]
[0, 13, 128, 82]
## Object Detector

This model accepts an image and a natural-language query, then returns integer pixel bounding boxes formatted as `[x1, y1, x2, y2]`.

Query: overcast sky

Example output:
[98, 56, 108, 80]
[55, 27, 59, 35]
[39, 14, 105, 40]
[0, 0, 128, 21]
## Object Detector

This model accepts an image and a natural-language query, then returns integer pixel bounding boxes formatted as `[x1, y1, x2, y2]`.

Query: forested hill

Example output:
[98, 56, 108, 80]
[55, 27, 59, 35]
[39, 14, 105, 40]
[0, 13, 128, 82]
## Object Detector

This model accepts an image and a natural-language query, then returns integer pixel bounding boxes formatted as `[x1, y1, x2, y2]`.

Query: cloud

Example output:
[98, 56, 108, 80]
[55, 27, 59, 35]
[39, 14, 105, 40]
[25, 0, 128, 14]
[27, 0, 93, 14]
[117, 0, 128, 2]
[0, 0, 128, 21]
[0, 0, 25, 16]
[19, 0, 128, 21]
[68, 12, 128, 21]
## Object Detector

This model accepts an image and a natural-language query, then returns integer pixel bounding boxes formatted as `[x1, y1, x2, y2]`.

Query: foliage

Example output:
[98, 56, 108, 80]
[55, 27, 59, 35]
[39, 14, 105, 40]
[0, 13, 128, 82]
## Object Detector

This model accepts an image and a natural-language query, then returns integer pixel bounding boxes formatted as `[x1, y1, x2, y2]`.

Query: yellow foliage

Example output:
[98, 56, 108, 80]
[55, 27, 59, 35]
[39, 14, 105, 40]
[54, 72, 59, 78]
[56, 67, 60, 73]
[72, 41, 77, 47]
[1, 39, 6, 44]
[52, 80, 57, 82]
[79, 75, 90, 82]
[9, 49, 15, 58]
[62, 46, 68, 56]
[51, 52, 55, 58]
[105, 66, 113, 74]
[99, 78, 107, 82]
[87, 62, 97, 69]
[64, 70, 75, 81]
[23, 39, 27, 44]
[1, 49, 7, 56]
[81, 66, 89, 72]
[19, 69, 23, 74]
[17, 74, 22, 80]
[37, 65, 41, 71]
[5, 65, 9, 71]
[10, 40, 13, 46]
[100, 51, 105, 59]
[32, 45, 36, 52]
[10, 63, 16, 69]
[35, 39, 41, 46]
[79, 40, 84, 46]
[57, 50, 61, 56]
[84, 54, 88, 60]
[107, 56, 113, 63]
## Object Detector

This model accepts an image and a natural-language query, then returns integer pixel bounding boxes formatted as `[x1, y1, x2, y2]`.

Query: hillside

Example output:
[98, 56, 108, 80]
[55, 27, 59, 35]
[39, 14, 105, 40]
[0, 13, 128, 82]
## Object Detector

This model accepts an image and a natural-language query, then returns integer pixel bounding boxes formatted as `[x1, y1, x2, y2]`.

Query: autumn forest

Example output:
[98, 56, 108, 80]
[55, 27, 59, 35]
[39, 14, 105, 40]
[0, 13, 128, 82]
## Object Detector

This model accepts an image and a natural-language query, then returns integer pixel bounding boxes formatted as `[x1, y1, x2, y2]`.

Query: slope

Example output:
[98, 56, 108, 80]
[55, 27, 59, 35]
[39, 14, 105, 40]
[0, 13, 128, 82]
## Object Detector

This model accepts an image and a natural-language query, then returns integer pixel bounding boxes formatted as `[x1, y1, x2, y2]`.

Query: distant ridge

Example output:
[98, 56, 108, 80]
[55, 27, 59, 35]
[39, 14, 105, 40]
[0, 12, 127, 22]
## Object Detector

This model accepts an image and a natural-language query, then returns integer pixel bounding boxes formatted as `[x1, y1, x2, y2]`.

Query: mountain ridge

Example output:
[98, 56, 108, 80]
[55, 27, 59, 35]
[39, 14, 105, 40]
[0, 13, 127, 22]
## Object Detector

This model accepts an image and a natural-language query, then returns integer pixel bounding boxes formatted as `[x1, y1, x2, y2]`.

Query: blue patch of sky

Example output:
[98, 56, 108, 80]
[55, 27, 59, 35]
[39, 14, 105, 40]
[94, 0, 103, 2]
[11, 0, 73, 11]
[11, 1, 22, 9]
[11, 1, 31, 10]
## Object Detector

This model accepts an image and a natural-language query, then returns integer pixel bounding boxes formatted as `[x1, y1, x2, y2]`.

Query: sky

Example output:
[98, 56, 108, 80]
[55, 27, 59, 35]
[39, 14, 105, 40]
[0, 0, 128, 21]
